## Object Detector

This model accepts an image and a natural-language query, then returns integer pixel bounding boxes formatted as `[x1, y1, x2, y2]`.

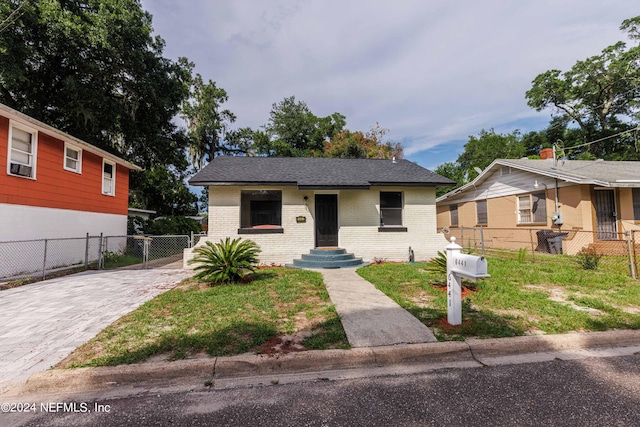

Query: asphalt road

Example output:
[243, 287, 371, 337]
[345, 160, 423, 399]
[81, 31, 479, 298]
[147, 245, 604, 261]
[5, 353, 640, 427]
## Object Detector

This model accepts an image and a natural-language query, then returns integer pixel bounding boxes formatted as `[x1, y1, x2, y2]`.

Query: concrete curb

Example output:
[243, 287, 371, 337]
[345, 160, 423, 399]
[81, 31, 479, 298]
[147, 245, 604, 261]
[20, 329, 640, 395]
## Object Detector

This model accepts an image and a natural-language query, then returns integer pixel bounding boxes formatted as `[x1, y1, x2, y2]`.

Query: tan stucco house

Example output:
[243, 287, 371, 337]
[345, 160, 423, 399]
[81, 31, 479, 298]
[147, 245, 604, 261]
[436, 156, 640, 254]
[184, 157, 454, 267]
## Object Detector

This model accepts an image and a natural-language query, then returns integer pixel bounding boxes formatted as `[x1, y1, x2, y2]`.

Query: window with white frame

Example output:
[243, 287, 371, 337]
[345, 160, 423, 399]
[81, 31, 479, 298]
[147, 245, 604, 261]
[517, 192, 546, 224]
[64, 142, 82, 173]
[476, 200, 488, 225]
[102, 159, 115, 196]
[380, 191, 403, 226]
[7, 122, 37, 179]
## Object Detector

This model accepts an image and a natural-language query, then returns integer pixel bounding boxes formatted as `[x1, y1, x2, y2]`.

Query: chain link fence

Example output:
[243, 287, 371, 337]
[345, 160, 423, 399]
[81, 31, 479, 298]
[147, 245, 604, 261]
[0, 233, 207, 283]
[440, 226, 639, 278]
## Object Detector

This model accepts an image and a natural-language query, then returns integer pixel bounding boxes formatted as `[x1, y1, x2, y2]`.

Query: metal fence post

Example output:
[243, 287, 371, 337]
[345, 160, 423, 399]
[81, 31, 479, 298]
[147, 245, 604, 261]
[85, 233, 90, 268]
[190, 231, 194, 248]
[626, 231, 637, 279]
[98, 233, 103, 269]
[143, 237, 150, 269]
[630, 230, 638, 280]
[42, 239, 48, 280]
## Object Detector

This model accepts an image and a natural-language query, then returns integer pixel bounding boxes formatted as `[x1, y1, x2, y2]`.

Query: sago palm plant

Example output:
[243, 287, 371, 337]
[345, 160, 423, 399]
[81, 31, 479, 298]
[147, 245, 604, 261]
[425, 250, 447, 274]
[188, 237, 261, 284]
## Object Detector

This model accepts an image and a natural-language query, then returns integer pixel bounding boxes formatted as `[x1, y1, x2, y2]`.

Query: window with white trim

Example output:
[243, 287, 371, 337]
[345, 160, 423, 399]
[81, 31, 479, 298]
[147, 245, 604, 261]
[7, 122, 37, 179]
[517, 192, 546, 224]
[102, 159, 115, 196]
[64, 142, 82, 173]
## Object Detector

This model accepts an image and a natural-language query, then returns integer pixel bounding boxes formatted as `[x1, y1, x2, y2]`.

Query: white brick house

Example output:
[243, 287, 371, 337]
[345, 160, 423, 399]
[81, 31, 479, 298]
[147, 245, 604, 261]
[184, 157, 454, 267]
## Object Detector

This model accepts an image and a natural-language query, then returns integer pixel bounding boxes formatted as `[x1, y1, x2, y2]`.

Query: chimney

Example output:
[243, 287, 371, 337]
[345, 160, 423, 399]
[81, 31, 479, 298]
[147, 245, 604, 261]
[539, 148, 553, 160]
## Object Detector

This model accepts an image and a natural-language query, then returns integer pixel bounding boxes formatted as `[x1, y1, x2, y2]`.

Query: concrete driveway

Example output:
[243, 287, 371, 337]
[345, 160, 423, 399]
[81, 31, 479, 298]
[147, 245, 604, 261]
[0, 268, 193, 393]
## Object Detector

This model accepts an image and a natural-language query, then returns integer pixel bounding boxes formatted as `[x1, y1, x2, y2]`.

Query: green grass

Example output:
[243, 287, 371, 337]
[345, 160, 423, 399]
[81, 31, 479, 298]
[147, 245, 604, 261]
[102, 254, 144, 269]
[357, 251, 640, 341]
[60, 268, 349, 368]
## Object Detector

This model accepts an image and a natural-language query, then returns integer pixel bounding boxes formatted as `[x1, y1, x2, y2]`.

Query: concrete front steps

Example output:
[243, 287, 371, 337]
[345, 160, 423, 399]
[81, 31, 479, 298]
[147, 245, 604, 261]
[287, 248, 367, 269]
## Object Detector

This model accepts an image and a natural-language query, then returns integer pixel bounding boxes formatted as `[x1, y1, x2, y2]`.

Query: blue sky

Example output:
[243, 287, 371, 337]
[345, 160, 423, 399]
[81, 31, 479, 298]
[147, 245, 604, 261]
[140, 0, 636, 172]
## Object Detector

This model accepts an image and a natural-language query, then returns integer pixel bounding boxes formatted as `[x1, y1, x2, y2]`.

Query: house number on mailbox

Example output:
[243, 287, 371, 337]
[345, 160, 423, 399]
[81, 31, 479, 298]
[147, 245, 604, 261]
[445, 237, 490, 326]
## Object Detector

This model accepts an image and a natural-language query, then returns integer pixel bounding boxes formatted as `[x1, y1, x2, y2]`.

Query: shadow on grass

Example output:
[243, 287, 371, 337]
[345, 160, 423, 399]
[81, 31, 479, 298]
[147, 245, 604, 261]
[194, 270, 280, 287]
[74, 322, 279, 367]
[301, 317, 350, 350]
[407, 305, 526, 341]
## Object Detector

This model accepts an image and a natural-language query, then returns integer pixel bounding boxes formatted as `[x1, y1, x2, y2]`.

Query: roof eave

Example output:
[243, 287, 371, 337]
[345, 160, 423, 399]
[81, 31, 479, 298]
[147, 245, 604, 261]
[188, 180, 298, 187]
[0, 103, 142, 171]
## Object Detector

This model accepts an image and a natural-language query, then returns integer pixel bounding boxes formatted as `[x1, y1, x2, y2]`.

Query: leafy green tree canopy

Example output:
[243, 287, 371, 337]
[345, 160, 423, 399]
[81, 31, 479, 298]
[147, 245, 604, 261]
[525, 16, 640, 157]
[257, 96, 346, 156]
[324, 123, 404, 159]
[182, 74, 243, 169]
[0, 0, 199, 214]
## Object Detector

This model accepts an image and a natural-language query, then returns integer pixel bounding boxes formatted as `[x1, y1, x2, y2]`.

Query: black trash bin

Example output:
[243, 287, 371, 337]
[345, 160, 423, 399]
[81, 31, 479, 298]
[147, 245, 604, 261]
[547, 232, 568, 254]
[536, 230, 553, 253]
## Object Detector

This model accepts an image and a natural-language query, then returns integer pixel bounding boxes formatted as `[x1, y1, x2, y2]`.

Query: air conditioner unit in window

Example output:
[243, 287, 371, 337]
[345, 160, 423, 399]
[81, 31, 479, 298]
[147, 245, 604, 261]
[10, 163, 32, 177]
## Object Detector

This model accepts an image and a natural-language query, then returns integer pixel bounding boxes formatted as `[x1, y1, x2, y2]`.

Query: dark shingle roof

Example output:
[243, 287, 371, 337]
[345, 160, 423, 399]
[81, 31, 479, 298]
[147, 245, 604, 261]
[189, 157, 455, 188]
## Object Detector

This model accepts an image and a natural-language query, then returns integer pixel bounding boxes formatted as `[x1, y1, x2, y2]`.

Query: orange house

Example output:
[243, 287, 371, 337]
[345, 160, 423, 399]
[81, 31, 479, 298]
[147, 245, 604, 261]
[0, 103, 141, 241]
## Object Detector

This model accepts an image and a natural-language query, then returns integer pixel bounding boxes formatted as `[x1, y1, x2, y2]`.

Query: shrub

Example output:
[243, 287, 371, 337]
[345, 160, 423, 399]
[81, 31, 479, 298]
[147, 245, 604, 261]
[425, 251, 447, 274]
[145, 216, 202, 235]
[188, 237, 261, 284]
[576, 247, 602, 270]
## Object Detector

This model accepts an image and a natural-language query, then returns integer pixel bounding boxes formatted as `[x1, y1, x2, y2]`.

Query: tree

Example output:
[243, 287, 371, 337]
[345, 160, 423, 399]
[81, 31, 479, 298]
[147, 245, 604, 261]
[457, 129, 525, 181]
[181, 74, 240, 169]
[324, 123, 403, 159]
[431, 129, 525, 196]
[525, 16, 640, 157]
[258, 96, 346, 156]
[434, 162, 465, 197]
[0, 0, 198, 214]
[129, 166, 198, 216]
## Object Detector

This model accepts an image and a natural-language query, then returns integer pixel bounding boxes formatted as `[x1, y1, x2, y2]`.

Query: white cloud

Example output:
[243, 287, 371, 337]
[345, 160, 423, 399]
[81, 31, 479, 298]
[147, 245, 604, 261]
[142, 0, 637, 163]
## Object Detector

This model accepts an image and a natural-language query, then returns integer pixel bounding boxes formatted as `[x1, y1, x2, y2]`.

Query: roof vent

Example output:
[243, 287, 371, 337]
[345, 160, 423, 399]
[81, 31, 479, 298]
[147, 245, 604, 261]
[392, 157, 397, 163]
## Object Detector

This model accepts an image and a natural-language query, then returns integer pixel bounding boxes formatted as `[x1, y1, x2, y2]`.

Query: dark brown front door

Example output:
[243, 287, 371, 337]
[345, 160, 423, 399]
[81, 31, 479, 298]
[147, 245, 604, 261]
[315, 194, 338, 247]
[594, 189, 617, 240]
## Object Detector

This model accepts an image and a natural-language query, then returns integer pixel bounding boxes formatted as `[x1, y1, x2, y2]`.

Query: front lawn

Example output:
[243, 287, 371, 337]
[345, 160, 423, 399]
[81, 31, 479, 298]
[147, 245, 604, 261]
[357, 251, 640, 341]
[59, 268, 349, 368]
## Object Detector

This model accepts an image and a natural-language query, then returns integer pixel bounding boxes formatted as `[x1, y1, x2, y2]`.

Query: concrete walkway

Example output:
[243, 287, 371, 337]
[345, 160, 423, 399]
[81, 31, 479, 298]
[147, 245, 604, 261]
[0, 268, 193, 393]
[319, 268, 437, 347]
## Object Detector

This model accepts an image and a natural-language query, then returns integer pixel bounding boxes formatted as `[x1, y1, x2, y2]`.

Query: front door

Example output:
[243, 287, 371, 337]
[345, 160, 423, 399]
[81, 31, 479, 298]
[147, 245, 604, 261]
[315, 194, 338, 247]
[594, 189, 617, 240]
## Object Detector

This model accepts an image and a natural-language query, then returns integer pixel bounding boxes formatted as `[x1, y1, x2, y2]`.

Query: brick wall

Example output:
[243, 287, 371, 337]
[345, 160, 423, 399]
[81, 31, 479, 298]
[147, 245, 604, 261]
[184, 185, 448, 267]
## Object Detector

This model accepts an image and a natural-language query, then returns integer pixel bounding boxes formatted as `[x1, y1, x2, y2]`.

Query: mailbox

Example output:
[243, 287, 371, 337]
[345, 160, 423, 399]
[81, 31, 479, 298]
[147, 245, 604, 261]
[450, 253, 489, 281]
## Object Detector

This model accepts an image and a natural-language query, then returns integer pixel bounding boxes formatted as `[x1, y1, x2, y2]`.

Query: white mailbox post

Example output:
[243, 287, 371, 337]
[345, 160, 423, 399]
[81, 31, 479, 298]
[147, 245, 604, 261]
[445, 237, 490, 325]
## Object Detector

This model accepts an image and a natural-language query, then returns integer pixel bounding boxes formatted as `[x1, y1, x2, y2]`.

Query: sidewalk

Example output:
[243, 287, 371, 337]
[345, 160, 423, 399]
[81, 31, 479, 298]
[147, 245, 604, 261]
[18, 329, 640, 396]
[319, 268, 437, 347]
